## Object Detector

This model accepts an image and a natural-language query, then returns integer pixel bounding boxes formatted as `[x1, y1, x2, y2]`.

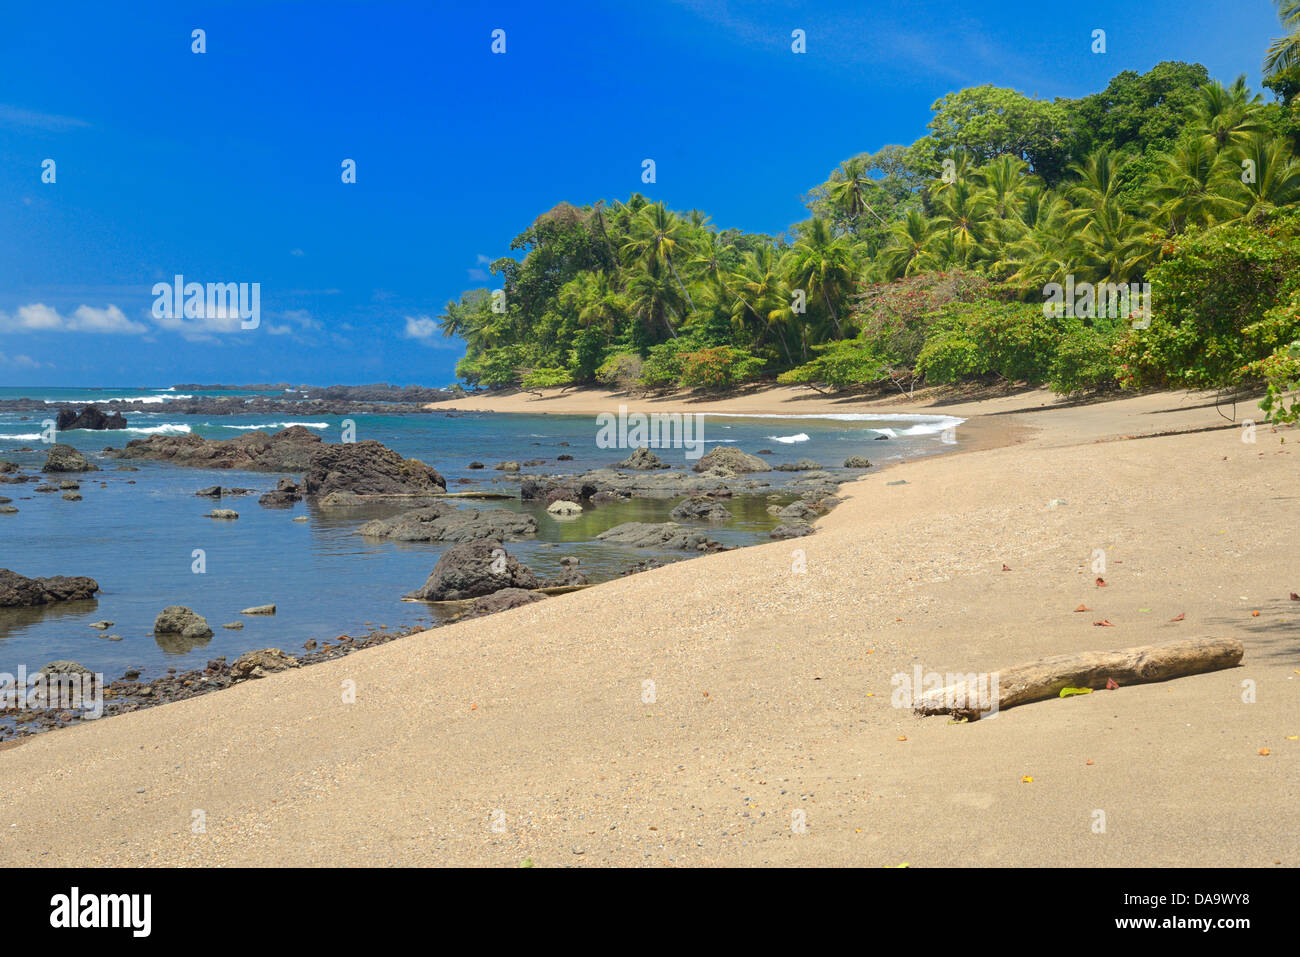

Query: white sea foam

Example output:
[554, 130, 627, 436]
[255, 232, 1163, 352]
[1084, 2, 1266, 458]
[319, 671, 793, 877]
[122, 424, 191, 435]
[707, 412, 965, 437]
[42, 394, 192, 405]
[768, 433, 811, 444]
[219, 421, 330, 430]
[0, 432, 44, 441]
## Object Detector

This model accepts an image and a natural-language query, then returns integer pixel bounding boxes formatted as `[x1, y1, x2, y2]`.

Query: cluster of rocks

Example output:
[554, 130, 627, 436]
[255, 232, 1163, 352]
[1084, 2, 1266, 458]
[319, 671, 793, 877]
[0, 568, 100, 607]
[402, 539, 587, 603]
[55, 405, 127, 431]
[109, 427, 448, 505]
[358, 504, 537, 543]
[43, 444, 97, 472]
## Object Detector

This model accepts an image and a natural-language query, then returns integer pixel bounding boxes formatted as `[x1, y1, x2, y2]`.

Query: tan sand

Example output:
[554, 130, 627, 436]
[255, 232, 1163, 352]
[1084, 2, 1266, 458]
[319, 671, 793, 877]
[0, 388, 1295, 867]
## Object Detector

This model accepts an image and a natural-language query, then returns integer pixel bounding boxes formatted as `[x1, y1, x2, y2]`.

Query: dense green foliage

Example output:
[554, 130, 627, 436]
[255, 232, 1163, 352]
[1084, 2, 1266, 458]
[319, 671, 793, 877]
[439, 24, 1300, 417]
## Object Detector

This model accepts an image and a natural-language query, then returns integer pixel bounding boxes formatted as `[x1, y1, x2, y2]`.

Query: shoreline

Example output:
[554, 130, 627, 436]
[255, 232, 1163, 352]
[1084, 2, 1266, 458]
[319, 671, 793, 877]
[1, 387, 1295, 867]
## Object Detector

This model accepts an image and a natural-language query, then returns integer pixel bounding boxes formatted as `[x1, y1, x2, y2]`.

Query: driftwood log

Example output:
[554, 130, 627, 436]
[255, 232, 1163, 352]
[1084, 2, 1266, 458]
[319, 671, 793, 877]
[914, 637, 1243, 721]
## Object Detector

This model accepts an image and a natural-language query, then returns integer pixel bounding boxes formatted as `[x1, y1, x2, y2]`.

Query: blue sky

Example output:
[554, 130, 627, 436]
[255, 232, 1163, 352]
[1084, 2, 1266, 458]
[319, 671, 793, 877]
[0, 0, 1285, 387]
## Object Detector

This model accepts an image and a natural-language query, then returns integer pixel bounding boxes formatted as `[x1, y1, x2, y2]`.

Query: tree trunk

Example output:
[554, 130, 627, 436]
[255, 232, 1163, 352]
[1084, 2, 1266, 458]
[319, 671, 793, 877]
[913, 637, 1243, 721]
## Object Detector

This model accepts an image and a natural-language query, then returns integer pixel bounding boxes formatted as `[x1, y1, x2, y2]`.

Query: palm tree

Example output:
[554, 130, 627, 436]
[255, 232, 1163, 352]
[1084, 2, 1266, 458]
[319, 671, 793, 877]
[786, 217, 855, 337]
[1188, 77, 1268, 151]
[729, 247, 796, 363]
[825, 157, 890, 233]
[876, 209, 941, 279]
[930, 179, 991, 265]
[621, 202, 697, 314]
[1265, 0, 1300, 79]
[1145, 139, 1235, 233]
[1223, 134, 1300, 220]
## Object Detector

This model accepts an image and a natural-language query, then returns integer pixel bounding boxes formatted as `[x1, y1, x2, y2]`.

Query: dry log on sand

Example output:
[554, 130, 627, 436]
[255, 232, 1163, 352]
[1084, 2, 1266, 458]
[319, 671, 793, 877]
[914, 637, 1243, 721]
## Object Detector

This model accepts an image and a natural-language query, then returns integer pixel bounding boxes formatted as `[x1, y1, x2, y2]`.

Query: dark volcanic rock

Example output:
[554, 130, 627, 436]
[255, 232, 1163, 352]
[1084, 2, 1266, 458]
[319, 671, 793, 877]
[596, 522, 725, 551]
[615, 446, 670, 470]
[55, 405, 127, 431]
[843, 456, 872, 469]
[258, 477, 303, 507]
[404, 539, 538, 601]
[153, 605, 214, 639]
[113, 425, 322, 471]
[303, 440, 445, 498]
[773, 458, 823, 472]
[691, 447, 769, 474]
[669, 496, 733, 523]
[358, 505, 537, 543]
[0, 569, 100, 607]
[769, 522, 815, 540]
[462, 587, 545, 618]
[42, 444, 97, 472]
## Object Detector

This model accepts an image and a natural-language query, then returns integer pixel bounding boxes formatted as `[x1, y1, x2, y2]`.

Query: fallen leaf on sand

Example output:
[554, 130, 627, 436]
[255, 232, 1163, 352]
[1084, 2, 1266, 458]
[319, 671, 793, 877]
[1021, 776, 1034, 783]
[1093, 619, 1115, 627]
[1095, 577, 1107, 587]
[1258, 748, 1271, 756]
[1059, 686, 1093, 697]
[1170, 612, 1185, 622]
[1290, 593, 1299, 601]
[1106, 678, 1119, 690]
[1251, 610, 1261, 617]
[897, 735, 907, 742]
[1002, 564, 1011, 571]
[1286, 736, 1298, 741]
[1074, 604, 1090, 612]
[1085, 760, 1095, 766]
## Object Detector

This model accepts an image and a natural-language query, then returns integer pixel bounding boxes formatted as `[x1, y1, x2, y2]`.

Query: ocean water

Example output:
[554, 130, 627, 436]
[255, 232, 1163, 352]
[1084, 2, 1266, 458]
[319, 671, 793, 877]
[0, 386, 963, 682]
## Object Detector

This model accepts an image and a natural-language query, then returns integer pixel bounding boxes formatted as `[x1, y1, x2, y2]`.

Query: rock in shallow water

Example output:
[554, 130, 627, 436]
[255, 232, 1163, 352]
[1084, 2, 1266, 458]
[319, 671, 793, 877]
[359, 505, 537, 543]
[153, 605, 213, 639]
[0, 568, 99, 607]
[404, 539, 539, 601]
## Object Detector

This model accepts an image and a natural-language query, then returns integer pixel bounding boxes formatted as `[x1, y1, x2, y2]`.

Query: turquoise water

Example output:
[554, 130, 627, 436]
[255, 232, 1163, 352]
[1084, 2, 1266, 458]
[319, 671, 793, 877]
[0, 386, 963, 681]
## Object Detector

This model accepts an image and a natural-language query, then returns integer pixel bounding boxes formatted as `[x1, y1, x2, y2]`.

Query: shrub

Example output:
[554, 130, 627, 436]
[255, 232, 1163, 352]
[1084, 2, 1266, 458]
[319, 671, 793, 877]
[915, 300, 1058, 384]
[777, 339, 894, 391]
[1243, 340, 1300, 424]
[1048, 320, 1123, 395]
[852, 269, 992, 367]
[519, 366, 573, 394]
[677, 346, 766, 390]
[638, 343, 686, 390]
[595, 353, 643, 392]
[1118, 215, 1300, 389]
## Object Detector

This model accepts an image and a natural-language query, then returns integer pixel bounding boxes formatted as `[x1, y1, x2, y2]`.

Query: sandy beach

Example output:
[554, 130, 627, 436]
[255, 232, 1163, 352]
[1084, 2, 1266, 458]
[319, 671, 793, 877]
[0, 386, 1295, 867]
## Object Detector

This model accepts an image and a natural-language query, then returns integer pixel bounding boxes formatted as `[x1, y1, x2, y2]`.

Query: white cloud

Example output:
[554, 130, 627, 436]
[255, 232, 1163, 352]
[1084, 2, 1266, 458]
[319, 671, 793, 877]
[0, 352, 45, 368]
[403, 315, 439, 340]
[0, 104, 90, 131]
[0, 303, 147, 335]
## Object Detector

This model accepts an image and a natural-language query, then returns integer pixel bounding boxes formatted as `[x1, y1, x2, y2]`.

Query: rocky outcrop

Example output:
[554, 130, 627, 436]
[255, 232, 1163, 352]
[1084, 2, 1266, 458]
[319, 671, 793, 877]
[596, 522, 725, 551]
[462, 588, 544, 618]
[404, 540, 539, 601]
[0, 569, 100, 607]
[769, 522, 814, 539]
[773, 458, 823, 471]
[669, 496, 733, 522]
[692, 447, 769, 474]
[153, 606, 213, 639]
[230, 648, 300, 681]
[843, 456, 872, 469]
[615, 447, 670, 470]
[42, 444, 97, 472]
[258, 477, 302, 506]
[546, 500, 583, 516]
[55, 405, 127, 431]
[303, 441, 445, 498]
[358, 505, 536, 543]
[112, 425, 322, 471]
